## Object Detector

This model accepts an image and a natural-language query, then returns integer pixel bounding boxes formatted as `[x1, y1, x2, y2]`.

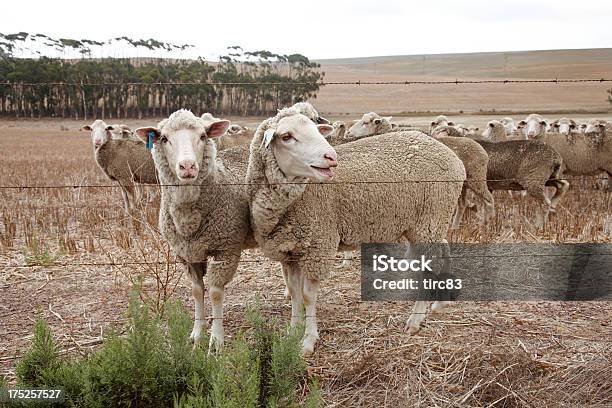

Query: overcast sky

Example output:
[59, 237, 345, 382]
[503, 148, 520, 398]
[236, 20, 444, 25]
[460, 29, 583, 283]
[3, 0, 611, 60]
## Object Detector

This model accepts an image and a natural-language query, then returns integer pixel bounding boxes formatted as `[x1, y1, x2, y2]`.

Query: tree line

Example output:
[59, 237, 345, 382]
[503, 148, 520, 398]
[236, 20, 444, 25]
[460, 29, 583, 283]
[0, 33, 324, 118]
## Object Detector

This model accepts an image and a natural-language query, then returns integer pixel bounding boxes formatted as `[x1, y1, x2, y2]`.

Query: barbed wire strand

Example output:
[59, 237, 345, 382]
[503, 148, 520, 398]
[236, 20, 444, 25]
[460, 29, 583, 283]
[1, 78, 612, 87]
[4, 250, 612, 269]
[0, 174, 611, 190]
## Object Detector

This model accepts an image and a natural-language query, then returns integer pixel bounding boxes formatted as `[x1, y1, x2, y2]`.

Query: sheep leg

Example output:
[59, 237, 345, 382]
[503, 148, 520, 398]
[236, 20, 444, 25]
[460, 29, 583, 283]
[302, 277, 320, 355]
[451, 191, 467, 229]
[207, 252, 241, 352]
[547, 179, 569, 209]
[407, 301, 429, 334]
[340, 250, 353, 267]
[119, 185, 131, 213]
[524, 184, 552, 228]
[281, 263, 290, 301]
[187, 261, 207, 345]
[406, 238, 452, 333]
[284, 261, 304, 328]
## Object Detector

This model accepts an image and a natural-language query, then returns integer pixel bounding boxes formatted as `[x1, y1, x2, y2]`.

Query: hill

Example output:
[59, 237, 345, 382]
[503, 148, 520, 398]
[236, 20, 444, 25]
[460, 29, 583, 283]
[312, 48, 612, 115]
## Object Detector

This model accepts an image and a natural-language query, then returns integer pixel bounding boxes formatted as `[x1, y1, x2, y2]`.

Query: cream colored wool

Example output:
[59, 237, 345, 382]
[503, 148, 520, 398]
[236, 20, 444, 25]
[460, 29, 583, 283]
[247, 118, 466, 281]
[152, 110, 255, 287]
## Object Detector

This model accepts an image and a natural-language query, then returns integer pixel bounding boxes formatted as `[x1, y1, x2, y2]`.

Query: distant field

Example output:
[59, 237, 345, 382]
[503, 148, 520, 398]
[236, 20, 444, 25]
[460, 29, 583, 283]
[313, 48, 612, 115]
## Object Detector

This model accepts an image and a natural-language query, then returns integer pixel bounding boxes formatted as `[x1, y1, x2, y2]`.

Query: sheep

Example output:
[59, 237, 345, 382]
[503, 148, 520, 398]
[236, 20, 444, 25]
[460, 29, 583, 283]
[81, 120, 158, 212]
[348, 113, 494, 228]
[430, 124, 465, 138]
[476, 139, 569, 226]
[518, 113, 548, 141]
[332, 121, 347, 138]
[481, 120, 508, 142]
[583, 118, 610, 149]
[429, 114, 453, 134]
[134, 110, 254, 350]
[466, 125, 481, 138]
[500, 117, 517, 136]
[201, 113, 253, 151]
[548, 118, 580, 145]
[246, 107, 466, 354]
[542, 131, 612, 192]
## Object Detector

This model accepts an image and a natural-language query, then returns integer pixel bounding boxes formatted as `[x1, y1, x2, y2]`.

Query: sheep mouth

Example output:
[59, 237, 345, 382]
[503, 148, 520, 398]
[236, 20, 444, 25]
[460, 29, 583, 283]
[310, 166, 335, 179]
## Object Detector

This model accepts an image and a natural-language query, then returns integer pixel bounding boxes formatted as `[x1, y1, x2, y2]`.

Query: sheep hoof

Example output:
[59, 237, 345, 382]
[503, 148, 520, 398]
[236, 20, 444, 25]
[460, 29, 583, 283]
[301, 335, 318, 356]
[405, 317, 423, 335]
[208, 336, 224, 355]
[189, 322, 205, 344]
[431, 300, 450, 313]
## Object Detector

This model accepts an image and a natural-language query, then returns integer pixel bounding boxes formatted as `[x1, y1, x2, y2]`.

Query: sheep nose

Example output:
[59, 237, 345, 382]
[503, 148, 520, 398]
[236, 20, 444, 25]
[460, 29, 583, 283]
[179, 160, 196, 171]
[178, 160, 198, 178]
[324, 151, 338, 167]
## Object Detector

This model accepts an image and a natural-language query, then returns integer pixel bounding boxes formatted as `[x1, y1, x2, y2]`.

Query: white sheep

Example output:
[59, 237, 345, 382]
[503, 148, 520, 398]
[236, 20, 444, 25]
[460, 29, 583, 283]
[481, 120, 508, 142]
[81, 120, 158, 212]
[548, 118, 580, 144]
[518, 113, 548, 140]
[500, 117, 517, 136]
[247, 108, 466, 354]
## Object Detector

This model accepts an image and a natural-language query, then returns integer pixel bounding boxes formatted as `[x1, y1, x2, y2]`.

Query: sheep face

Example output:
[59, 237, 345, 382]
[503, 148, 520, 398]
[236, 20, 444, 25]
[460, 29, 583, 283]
[500, 117, 516, 135]
[556, 118, 577, 136]
[482, 120, 505, 140]
[332, 121, 347, 139]
[346, 112, 392, 138]
[520, 114, 547, 139]
[584, 119, 609, 149]
[227, 124, 244, 135]
[264, 114, 337, 182]
[135, 114, 230, 184]
[81, 119, 119, 147]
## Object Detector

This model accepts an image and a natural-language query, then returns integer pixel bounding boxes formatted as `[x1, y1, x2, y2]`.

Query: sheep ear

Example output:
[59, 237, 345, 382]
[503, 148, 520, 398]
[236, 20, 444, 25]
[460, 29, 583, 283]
[316, 116, 330, 125]
[134, 127, 160, 144]
[80, 125, 92, 131]
[262, 128, 275, 148]
[391, 123, 398, 129]
[121, 129, 133, 138]
[105, 125, 116, 131]
[384, 116, 393, 122]
[317, 124, 334, 137]
[206, 120, 231, 138]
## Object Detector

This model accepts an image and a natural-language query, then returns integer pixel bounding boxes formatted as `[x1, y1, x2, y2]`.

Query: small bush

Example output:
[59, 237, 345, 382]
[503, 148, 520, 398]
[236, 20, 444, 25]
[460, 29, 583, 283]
[14, 294, 322, 408]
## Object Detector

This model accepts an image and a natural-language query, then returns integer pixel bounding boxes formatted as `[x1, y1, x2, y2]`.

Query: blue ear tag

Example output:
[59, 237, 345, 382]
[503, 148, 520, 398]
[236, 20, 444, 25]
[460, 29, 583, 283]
[147, 131, 154, 150]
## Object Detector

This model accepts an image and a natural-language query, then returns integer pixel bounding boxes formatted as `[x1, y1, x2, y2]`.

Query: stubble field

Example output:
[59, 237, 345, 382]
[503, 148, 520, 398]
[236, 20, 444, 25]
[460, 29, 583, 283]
[0, 114, 610, 406]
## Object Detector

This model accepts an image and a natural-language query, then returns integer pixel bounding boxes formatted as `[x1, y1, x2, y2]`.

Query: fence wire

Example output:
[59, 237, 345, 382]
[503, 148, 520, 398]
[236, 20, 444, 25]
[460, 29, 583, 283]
[1, 78, 612, 87]
[0, 175, 610, 190]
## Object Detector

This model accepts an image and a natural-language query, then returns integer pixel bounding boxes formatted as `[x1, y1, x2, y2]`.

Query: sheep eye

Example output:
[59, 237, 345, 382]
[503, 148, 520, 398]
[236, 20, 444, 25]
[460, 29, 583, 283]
[200, 134, 207, 141]
[160, 136, 168, 144]
[281, 133, 293, 142]
[570, 124, 575, 128]
[374, 119, 381, 124]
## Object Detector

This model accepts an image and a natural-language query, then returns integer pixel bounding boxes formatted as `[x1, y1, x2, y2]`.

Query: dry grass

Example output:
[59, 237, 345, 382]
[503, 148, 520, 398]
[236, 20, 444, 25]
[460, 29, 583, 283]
[0, 119, 610, 407]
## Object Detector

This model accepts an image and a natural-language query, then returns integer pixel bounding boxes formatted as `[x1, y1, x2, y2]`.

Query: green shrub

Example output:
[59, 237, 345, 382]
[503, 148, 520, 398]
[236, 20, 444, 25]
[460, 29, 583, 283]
[14, 294, 322, 408]
[15, 317, 60, 386]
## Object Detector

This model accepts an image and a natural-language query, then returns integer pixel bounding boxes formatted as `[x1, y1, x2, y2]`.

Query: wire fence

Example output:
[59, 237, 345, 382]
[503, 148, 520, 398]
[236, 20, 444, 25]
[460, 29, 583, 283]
[0, 175, 610, 190]
[1, 78, 612, 87]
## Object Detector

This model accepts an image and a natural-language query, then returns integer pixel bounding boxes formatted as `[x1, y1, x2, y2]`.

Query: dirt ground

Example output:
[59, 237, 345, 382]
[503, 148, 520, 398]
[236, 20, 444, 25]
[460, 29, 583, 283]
[0, 118, 611, 407]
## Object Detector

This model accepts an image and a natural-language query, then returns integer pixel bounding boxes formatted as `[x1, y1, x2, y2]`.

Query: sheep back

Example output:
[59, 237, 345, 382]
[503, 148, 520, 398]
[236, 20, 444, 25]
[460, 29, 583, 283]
[477, 140, 563, 190]
[544, 133, 612, 176]
[95, 138, 158, 185]
[249, 130, 466, 281]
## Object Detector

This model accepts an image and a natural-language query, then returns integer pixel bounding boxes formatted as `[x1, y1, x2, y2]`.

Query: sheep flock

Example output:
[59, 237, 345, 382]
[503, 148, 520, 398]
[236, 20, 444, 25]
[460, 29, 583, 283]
[80, 105, 611, 356]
